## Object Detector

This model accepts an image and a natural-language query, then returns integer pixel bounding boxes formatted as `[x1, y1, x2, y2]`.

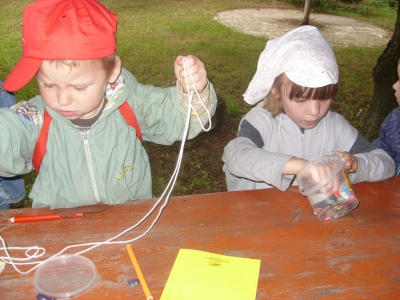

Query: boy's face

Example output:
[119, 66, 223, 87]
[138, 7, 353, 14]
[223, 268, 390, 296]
[36, 59, 120, 120]
[393, 64, 400, 106]
[271, 74, 332, 129]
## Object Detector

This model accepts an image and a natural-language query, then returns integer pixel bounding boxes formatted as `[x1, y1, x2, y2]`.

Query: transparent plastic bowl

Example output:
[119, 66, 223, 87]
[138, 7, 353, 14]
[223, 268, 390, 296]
[34, 254, 97, 299]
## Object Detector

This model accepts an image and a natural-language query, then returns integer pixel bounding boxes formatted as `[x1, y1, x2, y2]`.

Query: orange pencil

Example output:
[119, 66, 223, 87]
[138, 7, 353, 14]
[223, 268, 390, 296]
[342, 169, 354, 192]
[8, 213, 83, 223]
[126, 245, 153, 300]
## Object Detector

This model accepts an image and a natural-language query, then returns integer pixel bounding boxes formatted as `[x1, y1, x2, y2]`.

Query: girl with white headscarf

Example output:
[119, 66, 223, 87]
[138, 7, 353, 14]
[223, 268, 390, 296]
[223, 26, 395, 192]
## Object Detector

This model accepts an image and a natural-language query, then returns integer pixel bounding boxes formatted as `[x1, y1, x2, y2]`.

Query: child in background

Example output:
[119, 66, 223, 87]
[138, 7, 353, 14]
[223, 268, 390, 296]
[0, 0, 217, 208]
[223, 26, 395, 191]
[0, 81, 26, 209]
[373, 59, 400, 175]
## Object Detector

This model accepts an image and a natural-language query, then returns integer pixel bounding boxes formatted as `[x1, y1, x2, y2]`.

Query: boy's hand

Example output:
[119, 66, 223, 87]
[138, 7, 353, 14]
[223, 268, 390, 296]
[334, 151, 358, 173]
[174, 55, 208, 93]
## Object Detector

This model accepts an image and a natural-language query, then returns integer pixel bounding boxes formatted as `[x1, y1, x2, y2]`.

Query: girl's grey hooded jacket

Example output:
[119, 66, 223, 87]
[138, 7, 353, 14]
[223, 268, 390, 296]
[223, 105, 395, 191]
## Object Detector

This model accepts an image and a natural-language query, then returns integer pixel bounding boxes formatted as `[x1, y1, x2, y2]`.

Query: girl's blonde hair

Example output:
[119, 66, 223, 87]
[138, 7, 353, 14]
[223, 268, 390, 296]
[263, 73, 339, 118]
[48, 54, 119, 79]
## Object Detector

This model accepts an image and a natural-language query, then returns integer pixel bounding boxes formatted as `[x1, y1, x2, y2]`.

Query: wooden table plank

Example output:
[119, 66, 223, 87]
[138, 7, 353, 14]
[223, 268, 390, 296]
[1, 177, 400, 299]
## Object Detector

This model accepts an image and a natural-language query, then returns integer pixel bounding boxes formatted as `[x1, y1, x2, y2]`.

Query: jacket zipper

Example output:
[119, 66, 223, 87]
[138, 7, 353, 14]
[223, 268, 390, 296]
[301, 131, 306, 158]
[83, 135, 101, 203]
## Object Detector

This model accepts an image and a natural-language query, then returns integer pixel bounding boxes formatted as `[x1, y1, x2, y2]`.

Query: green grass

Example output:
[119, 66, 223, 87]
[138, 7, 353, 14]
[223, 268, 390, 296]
[333, 46, 386, 129]
[315, 6, 396, 30]
[0, 0, 397, 207]
[2, 0, 395, 119]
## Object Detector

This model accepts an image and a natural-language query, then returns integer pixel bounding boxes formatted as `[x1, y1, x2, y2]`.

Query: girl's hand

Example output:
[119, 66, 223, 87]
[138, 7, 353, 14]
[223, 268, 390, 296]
[301, 163, 341, 194]
[285, 157, 339, 193]
[174, 55, 208, 93]
[334, 151, 358, 173]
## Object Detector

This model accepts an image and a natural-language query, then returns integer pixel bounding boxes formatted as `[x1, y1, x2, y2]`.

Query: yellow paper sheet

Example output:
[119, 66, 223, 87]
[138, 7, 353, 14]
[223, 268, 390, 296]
[160, 249, 261, 300]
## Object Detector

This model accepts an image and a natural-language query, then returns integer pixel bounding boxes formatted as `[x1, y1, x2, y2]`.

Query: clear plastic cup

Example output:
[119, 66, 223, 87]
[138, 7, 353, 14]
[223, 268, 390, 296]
[297, 155, 359, 221]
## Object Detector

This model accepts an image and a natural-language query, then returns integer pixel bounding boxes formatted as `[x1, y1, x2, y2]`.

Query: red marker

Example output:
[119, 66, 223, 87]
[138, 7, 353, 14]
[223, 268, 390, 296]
[8, 213, 83, 223]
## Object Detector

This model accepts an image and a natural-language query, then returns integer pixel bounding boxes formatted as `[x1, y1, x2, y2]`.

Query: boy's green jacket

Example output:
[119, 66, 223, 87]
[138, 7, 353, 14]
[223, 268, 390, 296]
[0, 68, 217, 208]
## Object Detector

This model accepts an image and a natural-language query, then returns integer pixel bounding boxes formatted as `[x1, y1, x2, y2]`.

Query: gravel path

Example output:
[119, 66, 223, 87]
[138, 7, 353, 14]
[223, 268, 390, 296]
[214, 8, 392, 47]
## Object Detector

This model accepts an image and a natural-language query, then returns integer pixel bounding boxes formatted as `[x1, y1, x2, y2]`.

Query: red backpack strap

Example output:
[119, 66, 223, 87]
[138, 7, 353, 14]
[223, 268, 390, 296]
[119, 101, 142, 141]
[32, 103, 142, 174]
[32, 110, 52, 174]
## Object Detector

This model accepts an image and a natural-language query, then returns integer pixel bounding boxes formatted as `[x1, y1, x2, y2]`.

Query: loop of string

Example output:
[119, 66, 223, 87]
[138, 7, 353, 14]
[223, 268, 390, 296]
[0, 56, 212, 275]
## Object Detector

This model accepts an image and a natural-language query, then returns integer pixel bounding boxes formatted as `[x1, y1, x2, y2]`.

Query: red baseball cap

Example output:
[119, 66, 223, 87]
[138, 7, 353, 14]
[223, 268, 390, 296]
[3, 0, 118, 91]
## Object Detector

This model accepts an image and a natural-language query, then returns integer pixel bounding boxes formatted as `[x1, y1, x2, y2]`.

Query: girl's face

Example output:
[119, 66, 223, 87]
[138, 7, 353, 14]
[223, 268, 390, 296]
[392, 64, 400, 106]
[271, 74, 332, 129]
[36, 58, 121, 120]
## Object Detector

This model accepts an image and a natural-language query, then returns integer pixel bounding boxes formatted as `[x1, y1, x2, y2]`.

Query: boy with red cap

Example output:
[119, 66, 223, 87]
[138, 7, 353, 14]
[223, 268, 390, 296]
[0, 0, 217, 209]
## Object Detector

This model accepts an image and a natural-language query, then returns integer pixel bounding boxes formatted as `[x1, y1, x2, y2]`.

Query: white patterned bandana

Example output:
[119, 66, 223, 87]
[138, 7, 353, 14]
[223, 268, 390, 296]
[243, 25, 339, 105]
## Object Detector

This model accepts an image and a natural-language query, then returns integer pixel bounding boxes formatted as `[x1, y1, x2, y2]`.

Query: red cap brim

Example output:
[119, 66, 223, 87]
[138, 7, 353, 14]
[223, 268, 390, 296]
[3, 57, 42, 92]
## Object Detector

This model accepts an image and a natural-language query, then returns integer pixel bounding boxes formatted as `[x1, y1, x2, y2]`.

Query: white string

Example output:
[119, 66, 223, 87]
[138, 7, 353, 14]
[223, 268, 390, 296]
[0, 56, 212, 275]
[181, 56, 212, 132]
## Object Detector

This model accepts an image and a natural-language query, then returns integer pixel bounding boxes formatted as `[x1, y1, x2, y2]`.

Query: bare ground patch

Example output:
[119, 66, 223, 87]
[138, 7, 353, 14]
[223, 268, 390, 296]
[214, 8, 392, 47]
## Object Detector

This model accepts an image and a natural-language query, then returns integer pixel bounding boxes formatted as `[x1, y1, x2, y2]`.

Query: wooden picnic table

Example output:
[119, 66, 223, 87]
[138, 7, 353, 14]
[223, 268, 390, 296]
[1, 176, 400, 299]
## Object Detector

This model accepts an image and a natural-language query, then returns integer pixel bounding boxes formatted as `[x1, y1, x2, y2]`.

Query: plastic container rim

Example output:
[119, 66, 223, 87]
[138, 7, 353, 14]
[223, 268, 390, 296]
[33, 254, 97, 299]
[299, 155, 345, 196]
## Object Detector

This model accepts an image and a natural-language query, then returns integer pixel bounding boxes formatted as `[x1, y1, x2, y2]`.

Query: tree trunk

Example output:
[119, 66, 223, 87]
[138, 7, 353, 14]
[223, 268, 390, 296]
[302, 0, 312, 25]
[361, 1, 400, 141]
